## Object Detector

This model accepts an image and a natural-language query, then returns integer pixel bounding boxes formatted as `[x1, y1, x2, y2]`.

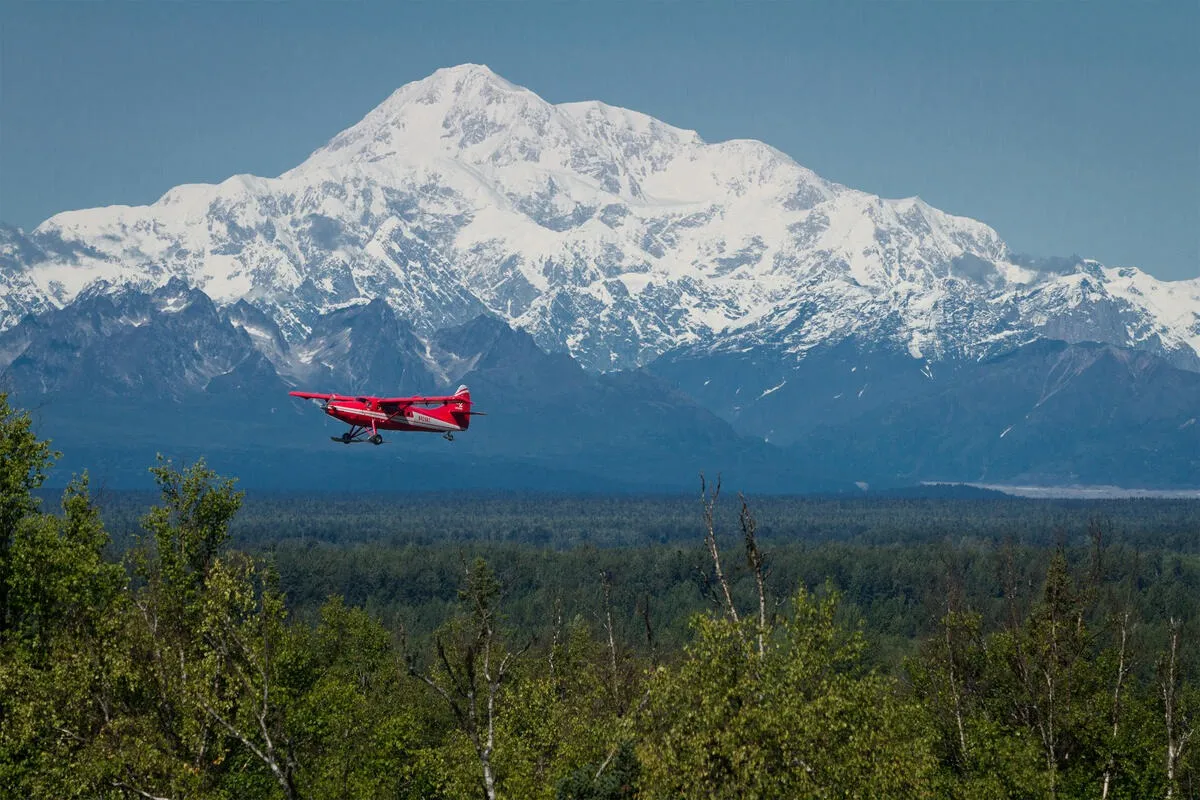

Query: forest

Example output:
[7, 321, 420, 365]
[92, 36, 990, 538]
[2, 391, 1199, 799]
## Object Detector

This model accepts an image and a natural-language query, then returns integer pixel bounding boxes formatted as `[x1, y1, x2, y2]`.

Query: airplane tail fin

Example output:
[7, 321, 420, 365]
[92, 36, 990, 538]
[451, 384, 474, 430]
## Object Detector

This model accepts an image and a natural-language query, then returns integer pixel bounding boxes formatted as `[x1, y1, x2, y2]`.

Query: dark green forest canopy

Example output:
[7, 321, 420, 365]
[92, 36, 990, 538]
[90, 488, 1200, 657]
[88, 488, 1200, 551]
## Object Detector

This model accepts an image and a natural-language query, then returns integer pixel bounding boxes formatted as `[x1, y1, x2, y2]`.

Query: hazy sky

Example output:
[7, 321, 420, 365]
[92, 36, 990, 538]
[1, 1, 1196, 280]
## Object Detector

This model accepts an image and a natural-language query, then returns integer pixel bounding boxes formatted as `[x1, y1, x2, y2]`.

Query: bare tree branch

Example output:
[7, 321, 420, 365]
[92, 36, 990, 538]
[739, 492, 768, 658]
[1162, 617, 1192, 800]
[700, 473, 738, 624]
[1101, 609, 1132, 800]
[601, 569, 621, 706]
[111, 780, 174, 800]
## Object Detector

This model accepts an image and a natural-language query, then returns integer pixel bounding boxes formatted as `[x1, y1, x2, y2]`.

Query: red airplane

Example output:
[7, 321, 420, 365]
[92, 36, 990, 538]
[289, 384, 479, 445]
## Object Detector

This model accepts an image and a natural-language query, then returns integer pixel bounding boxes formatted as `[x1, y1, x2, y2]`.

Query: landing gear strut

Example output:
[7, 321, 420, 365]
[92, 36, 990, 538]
[332, 425, 384, 445]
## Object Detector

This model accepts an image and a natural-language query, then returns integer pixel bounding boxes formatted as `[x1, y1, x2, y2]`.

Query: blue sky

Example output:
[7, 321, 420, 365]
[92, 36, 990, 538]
[1, 1, 1195, 280]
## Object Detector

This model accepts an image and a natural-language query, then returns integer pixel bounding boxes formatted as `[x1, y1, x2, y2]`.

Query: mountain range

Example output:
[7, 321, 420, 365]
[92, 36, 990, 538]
[1, 64, 1196, 491]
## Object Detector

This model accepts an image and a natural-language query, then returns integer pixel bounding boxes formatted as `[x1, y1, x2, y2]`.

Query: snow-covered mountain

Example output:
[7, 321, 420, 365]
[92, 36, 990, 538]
[2, 63, 1197, 373]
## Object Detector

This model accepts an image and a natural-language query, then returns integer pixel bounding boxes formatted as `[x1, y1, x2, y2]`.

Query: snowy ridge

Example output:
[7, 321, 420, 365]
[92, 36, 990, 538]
[2, 64, 1196, 371]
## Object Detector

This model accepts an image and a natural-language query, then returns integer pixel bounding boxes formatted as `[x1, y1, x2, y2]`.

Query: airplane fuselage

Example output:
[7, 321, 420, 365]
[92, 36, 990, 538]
[322, 397, 467, 434]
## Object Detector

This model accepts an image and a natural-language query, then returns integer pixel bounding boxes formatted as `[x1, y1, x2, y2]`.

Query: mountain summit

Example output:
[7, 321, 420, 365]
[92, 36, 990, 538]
[2, 64, 1197, 372]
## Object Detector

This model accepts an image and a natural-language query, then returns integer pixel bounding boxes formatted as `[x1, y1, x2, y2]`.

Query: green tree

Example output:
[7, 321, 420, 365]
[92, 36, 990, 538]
[0, 397, 128, 798]
[495, 615, 628, 800]
[555, 741, 639, 800]
[6, 475, 124, 651]
[988, 549, 1098, 798]
[910, 605, 1050, 799]
[0, 392, 57, 634]
[138, 455, 244, 611]
[411, 557, 529, 800]
[638, 586, 939, 799]
[100, 456, 252, 799]
[291, 596, 440, 800]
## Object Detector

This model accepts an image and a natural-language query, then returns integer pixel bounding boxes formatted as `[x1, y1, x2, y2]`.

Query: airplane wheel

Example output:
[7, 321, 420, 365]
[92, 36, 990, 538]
[341, 432, 353, 444]
[370, 434, 383, 445]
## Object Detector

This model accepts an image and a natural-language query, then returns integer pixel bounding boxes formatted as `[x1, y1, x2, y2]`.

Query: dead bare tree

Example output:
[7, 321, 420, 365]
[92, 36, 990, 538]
[1087, 517, 1134, 800]
[738, 493, 768, 658]
[700, 474, 738, 624]
[942, 605, 970, 769]
[1101, 608, 1132, 800]
[600, 570, 621, 709]
[1161, 618, 1194, 800]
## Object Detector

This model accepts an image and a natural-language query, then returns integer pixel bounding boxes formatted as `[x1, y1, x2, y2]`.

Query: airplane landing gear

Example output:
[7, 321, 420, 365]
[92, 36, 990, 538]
[332, 426, 376, 444]
[443, 432, 455, 442]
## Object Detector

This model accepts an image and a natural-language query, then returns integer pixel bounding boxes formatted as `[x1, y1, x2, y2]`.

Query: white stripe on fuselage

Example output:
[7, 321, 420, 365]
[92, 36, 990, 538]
[328, 405, 392, 420]
[328, 405, 460, 431]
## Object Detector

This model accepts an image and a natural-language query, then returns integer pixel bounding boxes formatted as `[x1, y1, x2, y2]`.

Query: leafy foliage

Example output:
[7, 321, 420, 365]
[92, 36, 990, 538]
[639, 588, 938, 798]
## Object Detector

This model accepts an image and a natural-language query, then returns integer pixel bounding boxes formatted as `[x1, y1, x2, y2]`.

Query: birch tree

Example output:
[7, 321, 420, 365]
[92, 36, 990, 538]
[410, 557, 527, 800]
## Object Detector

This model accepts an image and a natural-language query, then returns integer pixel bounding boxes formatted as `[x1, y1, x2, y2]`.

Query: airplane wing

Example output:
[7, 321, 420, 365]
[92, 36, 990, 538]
[375, 394, 468, 406]
[289, 391, 455, 406]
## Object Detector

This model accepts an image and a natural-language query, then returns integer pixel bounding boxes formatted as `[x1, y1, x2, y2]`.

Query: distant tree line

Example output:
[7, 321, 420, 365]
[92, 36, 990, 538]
[2, 392, 1198, 799]
[88, 487, 1200, 554]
